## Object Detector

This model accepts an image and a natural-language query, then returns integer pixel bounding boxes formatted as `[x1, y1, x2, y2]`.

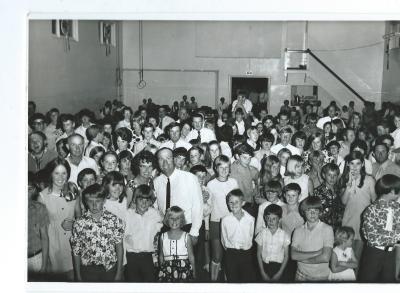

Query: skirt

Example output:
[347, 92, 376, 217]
[158, 258, 194, 282]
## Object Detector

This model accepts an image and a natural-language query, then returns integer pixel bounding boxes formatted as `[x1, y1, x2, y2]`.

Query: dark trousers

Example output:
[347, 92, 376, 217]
[81, 264, 116, 282]
[263, 262, 282, 280]
[225, 248, 255, 282]
[358, 246, 396, 282]
[282, 258, 297, 282]
[125, 252, 156, 282]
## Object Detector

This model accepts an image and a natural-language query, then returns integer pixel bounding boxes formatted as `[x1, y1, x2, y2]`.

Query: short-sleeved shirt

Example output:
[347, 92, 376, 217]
[207, 177, 238, 222]
[70, 209, 124, 271]
[28, 200, 50, 254]
[292, 221, 334, 279]
[255, 227, 290, 264]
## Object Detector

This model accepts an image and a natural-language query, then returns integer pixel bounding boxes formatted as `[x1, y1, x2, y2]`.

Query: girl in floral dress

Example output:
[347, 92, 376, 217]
[158, 206, 195, 282]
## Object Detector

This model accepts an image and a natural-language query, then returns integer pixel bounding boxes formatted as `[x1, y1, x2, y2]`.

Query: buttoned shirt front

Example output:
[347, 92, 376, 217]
[153, 169, 203, 237]
[66, 156, 99, 185]
[221, 210, 254, 250]
[255, 227, 290, 264]
[124, 207, 163, 253]
[185, 128, 216, 143]
[160, 139, 192, 150]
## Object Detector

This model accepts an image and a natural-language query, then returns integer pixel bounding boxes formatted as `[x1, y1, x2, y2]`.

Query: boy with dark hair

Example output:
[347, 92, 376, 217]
[70, 183, 124, 282]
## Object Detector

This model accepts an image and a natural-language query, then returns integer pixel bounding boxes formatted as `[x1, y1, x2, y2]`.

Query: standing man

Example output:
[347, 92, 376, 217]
[185, 113, 216, 143]
[28, 132, 57, 173]
[158, 105, 175, 132]
[372, 142, 400, 181]
[154, 148, 203, 243]
[66, 134, 99, 185]
[231, 91, 253, 118]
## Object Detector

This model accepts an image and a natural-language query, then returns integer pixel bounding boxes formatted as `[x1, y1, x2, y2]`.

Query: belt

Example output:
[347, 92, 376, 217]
[374, 245, 394, 252]
[28, 249, 42, 258]
[164, 255, 188, 261]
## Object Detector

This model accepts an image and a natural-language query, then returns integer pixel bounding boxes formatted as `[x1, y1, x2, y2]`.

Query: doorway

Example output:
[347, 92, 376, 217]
[230, 76, 269, 111]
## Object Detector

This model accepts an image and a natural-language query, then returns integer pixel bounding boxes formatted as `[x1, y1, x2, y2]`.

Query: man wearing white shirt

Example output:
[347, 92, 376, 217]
[158, 105, 175, 131]
[185, 113, 216, 143]
[160, 122, 192, 150]
[231, 91, 253, 118]
[316, 105, 343, 129]
[65, 134, 99, 185]
[153, 148, 203, 242]
[271, 128, 301, 156]
[74, 109, 95, 145]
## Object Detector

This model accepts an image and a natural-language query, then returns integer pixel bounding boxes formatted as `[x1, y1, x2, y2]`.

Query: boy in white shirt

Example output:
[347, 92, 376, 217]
[124, 185, 163, 281]
[256, 204, 290, 282]
[221, 189, 255, 282]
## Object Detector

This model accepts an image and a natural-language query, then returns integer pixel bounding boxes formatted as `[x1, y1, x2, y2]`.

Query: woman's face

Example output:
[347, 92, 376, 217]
[264, 119, 273, 129]
[124, 110, 131, 120]
[50, 111, 59, 124]
[312, 137, 322, 150]
[181, 124, 191, 138]
[52, 165, 68, 188]
[190, 150, 201, 165]
[346, 130, 356, 143]
[349, 159, 363, 176]
[209, 144, 221, 161]
[139, 161, 154, 178]
[117, 136, 128, 151]
[93, 151, 104, 164]
[270, 162, 280, 177]
[323, 123, 332, 133]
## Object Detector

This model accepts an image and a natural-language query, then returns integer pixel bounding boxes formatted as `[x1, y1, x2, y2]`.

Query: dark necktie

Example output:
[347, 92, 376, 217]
[166, 177, 171, 210]
[197, 130, 201, 142]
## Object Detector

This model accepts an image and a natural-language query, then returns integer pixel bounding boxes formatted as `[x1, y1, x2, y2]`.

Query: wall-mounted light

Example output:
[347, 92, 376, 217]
[99, 21, 116, 56]
[51, 20, 79, 52]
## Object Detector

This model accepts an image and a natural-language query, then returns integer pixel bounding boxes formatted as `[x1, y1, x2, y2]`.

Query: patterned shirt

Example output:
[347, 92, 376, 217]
[28, 200, 49, 254]
[70, 209, 124, 271]
[313, 183, 345, 230]
[361, 199, 400, 247]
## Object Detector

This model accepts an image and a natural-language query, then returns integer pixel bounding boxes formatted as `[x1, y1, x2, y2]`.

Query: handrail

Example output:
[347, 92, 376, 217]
[306, 49, 367, 103]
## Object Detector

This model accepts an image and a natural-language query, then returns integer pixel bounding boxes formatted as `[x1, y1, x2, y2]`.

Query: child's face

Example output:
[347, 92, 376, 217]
[279, 153, 290, 166]
[135, 196, 152, 214]
[395, 116, 400, 129]
[167, 213, 183, 230]
[280, 133, 291, 145]
[108, 182, 123, 200]
[209, 144, 221, 160]
[149, 117, 157, 127]
[311, 137, 322, 150]
[174, 156, 186, 169]
[324, 124, 332, 133]
[103, 154, 118, 173]
[295, 138, 305, 149]
[270, 162, 280, 177]
[189, 150, 201, 165]
[329, 145, 339, 156]
[217, 162, 230, 179]
[305, 208, 320, 223]
[325, 170, 339, 186]
[120, 157, 131, 172]
[102, 136, 111, 147]
[93, 151, 104, 164]
[266, 190, 279, 203]
[62, 120, 75, 133]
[117, 136, 129, 151]
[264, 119, 273, 128]
[294, 162, 303, 176]
[86, 196, 105, 216]
[52, 165, 68, 188]
[104, 124, 112, 134]
[227, 195, 243, 214]
[235, 112, 243, 122]
[248, 130, 259, 142]
[265, 214, 280, 231]
[80, 174, 96, 190]
[142, 127, 154, 140]
[261, 140, 272, 150]
[238, 153, 251, 167]
[343, 234, 354, 248]
[195, 171, 207, 186]
[285, 190, 299, 205]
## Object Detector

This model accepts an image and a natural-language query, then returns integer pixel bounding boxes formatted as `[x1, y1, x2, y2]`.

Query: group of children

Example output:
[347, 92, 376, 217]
[27, 96, 400, 282]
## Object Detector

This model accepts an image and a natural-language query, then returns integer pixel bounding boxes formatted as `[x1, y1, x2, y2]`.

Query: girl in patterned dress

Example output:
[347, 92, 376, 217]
[158, 206, 195, 282]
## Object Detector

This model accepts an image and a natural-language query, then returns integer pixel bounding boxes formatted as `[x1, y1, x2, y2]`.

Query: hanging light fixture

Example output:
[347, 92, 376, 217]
[137, 20, 146, 89]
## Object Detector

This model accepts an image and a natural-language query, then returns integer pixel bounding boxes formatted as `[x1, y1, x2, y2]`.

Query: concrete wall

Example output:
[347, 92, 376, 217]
[121, 21, 387, 114]
[29, 20, 119, 115]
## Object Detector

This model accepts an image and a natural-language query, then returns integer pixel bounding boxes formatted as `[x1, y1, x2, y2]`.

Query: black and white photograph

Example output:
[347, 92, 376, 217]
[3, 1, 400, 292]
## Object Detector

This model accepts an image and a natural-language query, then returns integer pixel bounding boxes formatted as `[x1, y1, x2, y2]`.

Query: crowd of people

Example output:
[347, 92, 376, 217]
[27, 92, 400, 283]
